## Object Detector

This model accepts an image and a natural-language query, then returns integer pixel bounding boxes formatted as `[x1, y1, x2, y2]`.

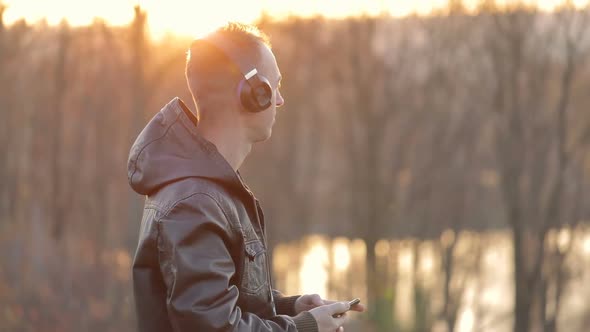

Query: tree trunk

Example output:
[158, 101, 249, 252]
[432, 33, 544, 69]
[513, 226, 532, 332]
[50, 22, 70, 239]
[127, 6, 148, 248]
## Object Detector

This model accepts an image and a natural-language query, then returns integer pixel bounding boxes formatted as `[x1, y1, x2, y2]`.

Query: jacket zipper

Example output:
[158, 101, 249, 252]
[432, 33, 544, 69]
[253, 198, 276, 316]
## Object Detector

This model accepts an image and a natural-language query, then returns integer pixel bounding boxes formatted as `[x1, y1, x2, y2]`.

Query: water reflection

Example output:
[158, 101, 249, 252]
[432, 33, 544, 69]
[273, 228, 590, 332]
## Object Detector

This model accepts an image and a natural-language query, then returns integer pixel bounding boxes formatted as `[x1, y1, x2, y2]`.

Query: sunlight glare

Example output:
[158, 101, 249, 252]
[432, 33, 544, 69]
[138, 0, 260, 39]
[3, 0, 136, 26]
[418, 244, 436, 284]
[5, 0, 589, 40]
[457, 308, 475, 332]
[375, 239, 390, 257]
[556, 228, 572, 253]
[399, 245, 414, 273]
[299, 240, 329, 296]
[582, 233, 590, 256]
[332, 238, 351, 272]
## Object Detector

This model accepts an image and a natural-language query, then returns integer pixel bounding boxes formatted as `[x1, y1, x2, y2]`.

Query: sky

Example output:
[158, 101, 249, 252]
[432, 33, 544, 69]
[2, 0, 588, 39]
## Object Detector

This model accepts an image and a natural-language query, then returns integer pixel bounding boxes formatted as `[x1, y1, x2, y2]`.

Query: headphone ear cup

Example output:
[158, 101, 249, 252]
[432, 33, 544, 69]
[238, 80, 256, 112]
[239, 75, 272, 112]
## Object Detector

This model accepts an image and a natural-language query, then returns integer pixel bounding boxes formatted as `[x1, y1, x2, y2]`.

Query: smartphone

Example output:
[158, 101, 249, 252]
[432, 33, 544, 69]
[348, 298, 361, 307]
[332, 298, 361, 318]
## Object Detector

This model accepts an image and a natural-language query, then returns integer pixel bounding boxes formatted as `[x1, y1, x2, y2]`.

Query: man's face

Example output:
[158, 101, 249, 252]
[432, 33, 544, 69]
[241, 45, 284, 143]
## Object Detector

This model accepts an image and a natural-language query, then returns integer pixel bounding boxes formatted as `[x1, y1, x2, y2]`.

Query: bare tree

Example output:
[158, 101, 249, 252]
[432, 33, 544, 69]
[0, 3, 9, 221]
[245, 18, 326, 246]
[49, 21, 71, 239]
[328, 16, 419, 311]
[542, 5, 590, 331]
[479, 2, 590, 331]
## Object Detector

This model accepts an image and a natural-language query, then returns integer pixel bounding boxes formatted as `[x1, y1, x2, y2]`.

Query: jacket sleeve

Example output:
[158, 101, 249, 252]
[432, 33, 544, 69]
[272, 289, 301, 317]
[157, 193, 318, 332]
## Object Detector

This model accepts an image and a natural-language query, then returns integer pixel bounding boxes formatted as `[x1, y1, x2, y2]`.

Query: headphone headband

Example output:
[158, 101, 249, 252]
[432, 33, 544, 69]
[204, 34, 257, 83]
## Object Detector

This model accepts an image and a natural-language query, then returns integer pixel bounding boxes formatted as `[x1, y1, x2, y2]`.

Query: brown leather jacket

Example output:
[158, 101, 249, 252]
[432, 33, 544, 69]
[127, 98, 318, 331]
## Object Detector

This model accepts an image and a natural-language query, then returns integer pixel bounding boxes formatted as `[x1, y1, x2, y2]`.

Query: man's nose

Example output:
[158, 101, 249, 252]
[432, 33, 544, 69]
[276, 91, 284, 108]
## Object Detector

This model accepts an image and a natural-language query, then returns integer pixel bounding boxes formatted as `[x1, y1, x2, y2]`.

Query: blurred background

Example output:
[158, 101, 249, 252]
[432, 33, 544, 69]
[1, 0, 590, 331]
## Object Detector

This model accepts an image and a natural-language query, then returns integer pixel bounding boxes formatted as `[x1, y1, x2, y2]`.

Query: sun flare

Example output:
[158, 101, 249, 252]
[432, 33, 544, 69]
[4, 0, 588, 40]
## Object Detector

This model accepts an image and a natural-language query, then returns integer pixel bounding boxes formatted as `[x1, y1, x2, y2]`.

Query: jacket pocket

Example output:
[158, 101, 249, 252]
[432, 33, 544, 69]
[241, 240, 268, 294]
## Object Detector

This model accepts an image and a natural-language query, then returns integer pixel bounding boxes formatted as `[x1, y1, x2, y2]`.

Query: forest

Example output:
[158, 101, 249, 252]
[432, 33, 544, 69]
[1, 1, 590, 331]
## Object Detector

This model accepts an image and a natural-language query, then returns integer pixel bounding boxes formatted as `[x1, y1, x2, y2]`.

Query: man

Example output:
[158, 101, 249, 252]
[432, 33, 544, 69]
[127, 22, 364, 332]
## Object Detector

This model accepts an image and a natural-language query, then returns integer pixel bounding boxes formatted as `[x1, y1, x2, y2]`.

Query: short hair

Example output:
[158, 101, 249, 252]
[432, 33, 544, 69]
[185, 22, 271, 115]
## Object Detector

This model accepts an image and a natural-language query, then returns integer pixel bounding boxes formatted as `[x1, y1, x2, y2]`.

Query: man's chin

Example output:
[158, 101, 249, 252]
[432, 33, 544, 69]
[254, 130, 272, 143]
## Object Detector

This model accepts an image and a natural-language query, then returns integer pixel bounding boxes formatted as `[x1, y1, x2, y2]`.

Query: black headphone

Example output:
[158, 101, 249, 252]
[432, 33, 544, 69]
[203, 35, 272, 112]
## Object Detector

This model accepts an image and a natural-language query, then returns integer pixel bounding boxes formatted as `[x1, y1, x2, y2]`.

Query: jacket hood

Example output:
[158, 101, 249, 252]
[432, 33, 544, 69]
[127, 97, 241, 195]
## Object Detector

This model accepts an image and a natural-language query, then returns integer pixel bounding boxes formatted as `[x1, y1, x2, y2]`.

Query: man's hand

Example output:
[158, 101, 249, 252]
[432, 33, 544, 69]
[309, 302, 350, 332]
[294, 294, 325, 314]
[295, 294, 367, 315]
